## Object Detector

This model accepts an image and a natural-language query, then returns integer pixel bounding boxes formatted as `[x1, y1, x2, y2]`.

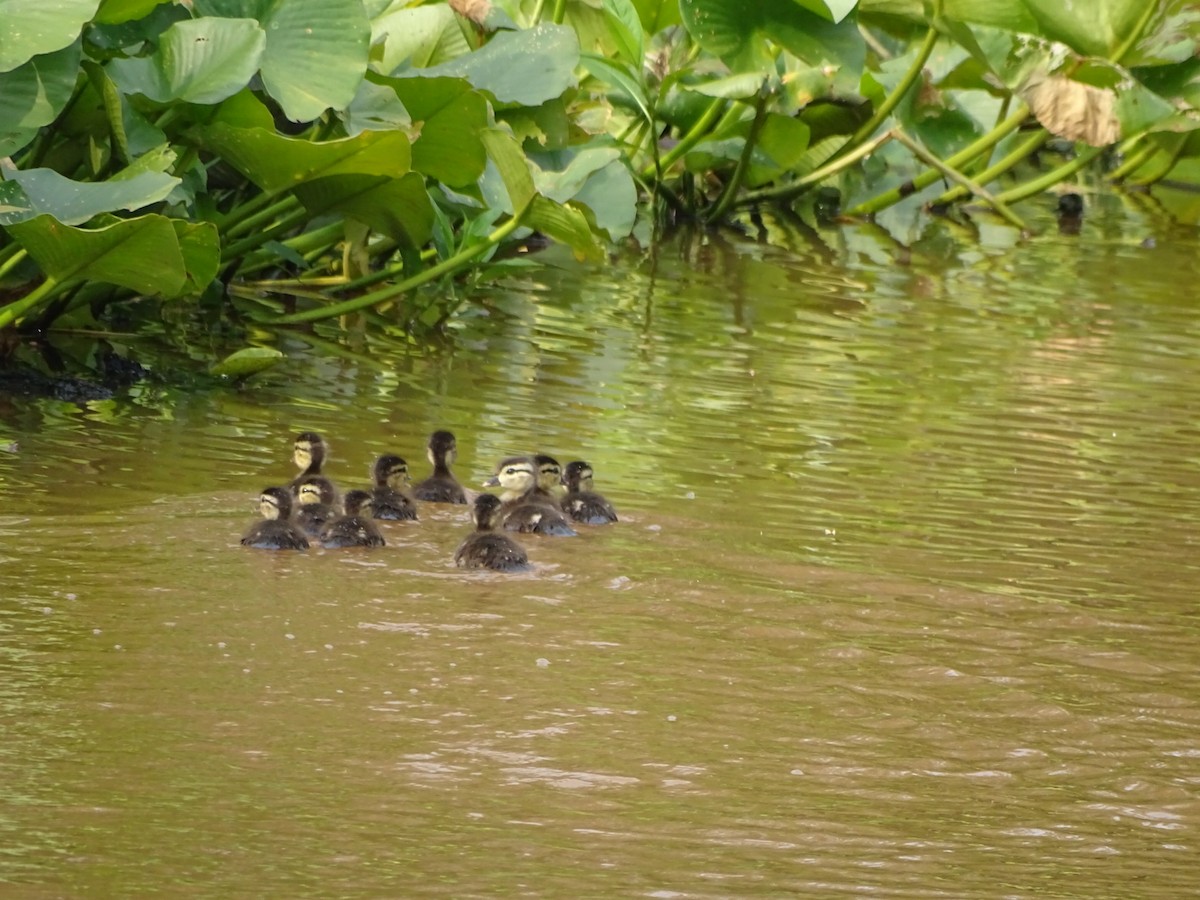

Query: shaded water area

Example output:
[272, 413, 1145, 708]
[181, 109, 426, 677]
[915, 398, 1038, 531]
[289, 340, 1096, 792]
[3, 195, 1200, 896]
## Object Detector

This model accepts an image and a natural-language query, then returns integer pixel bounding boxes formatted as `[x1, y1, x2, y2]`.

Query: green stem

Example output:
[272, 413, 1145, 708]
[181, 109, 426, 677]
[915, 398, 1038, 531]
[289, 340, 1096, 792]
[641, 97, 726, 181]
[933, 130, 1050, 205]
[1108, 139, 1157, 182]
[0, 245, 28, 281]
[705, 84, 771, 224]
[1129, 137, 1184, 187]
[847, 27, 938, 149]
[221, 206, 311, 262]
[993, 145, 1104, 205]
[891, 129, 1027, 229]
[1111, 0, 1160, 64]
[268, 201, 533, 325]
[0, 276, 62, 331]
[847, 103, 1030, 216]
[551, 0, 567, 25]
[224, 196, 304, 240]
[740, 129, 895, 206]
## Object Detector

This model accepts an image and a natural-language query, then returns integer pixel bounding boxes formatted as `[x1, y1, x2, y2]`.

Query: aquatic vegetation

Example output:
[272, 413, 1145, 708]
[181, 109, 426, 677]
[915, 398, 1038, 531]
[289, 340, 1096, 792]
[0, 0, 1195, 352]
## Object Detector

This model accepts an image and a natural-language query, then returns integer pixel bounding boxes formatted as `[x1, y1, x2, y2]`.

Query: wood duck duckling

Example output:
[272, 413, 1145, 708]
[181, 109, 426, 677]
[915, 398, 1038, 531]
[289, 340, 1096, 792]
[368, 454, 419, 521]
[289, 431, 328, 485]
[241, 486, 309, 550]
[454, 493, 530, 572]
[532, 453, 568, 505]
[561, 460, 618, 525]
[412, 430, 468, 504]
[482, 456, 577, 536]
[319, 490, 386, 548]
[294, 474, 340, 537]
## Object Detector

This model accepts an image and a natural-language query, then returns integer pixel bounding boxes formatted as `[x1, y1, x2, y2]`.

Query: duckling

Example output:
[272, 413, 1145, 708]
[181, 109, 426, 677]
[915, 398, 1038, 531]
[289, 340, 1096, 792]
[368, 454, 419, 521]
[561, 460, 618, 525]
[412, 430, 468, 504]
[290, 431, 328, 483]
[454, 493, 530, 572]
[482, 456, 577, 536]
[532, 453, 568, 505]
[293, 474, 340, 537]
[319, 490, 386, 548]
[241, 486, 309, 550]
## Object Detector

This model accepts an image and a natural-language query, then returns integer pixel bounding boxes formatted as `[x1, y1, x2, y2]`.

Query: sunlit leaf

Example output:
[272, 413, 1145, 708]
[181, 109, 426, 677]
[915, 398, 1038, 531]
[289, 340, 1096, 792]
[384, 76, 488, 186]
[0, 167, 179, 226]
[5, 213, 187, 296]
[95, 0, 173, 25]
[480, 127, 536, 212]
[604, 0, 645, 66]
[418, 24, 579, 106]
[1020, 0, 1147, 58]
[259, 0, 371, 122]
[0, 0, 99, 73]
[525, 195, 604, 261]
[108, 18, 266, 105]
[371, 3, 470, 73]
[0, 42, 81, 157]
[199, 126, 411, 196]
[210, 346, 285, 378]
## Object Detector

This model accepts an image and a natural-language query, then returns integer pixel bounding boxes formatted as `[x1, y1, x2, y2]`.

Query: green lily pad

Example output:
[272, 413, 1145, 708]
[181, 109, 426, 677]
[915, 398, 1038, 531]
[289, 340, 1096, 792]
[210, 346, 285, 378]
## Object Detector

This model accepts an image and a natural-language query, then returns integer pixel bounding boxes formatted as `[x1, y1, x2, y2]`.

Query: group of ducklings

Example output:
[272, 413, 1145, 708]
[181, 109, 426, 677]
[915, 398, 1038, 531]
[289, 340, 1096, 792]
[240, 430, 617, 572]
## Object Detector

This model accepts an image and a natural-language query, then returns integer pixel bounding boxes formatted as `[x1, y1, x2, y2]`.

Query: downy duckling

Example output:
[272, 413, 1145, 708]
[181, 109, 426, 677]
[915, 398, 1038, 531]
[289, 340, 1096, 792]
[454, 493, 530, 572]
[241, 486, 310, 550]
[319, 490, 386, 548]
[561, 460, 618, 524]
[294, 474, 339, 537]
[412, 430, 468, 504]
[532, 453, 568, 505]
[482, 456, 576, 536]
[290, 431, 328, 483]
[368, 454, 419, 521]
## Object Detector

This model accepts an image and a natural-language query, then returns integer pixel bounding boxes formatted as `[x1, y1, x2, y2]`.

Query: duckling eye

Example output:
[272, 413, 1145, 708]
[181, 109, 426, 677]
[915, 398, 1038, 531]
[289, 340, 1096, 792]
[505, 467, 520, 475]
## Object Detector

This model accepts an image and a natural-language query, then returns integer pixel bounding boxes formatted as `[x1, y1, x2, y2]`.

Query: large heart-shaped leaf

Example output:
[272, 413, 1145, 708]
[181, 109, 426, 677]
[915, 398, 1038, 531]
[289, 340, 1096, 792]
[199, 125, 411, 195]
[293, 172, 433, 247]
[107, 17, 266, 105]
[0, 0, 99, 73]
[371, 3, 470, 73]
[5, 213, 187, 296]
[383, 76, 488, 187]
[259, 0, 371, 121]
[0, 41, 81, 157]
[417, 24, 580, 107]
[1020, 0, 1147, 58]
[0, 167, 179, 225]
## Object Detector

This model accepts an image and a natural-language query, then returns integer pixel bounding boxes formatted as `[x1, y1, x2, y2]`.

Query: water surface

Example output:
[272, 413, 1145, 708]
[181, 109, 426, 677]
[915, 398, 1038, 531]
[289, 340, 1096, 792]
[2, 194, 1199, 896]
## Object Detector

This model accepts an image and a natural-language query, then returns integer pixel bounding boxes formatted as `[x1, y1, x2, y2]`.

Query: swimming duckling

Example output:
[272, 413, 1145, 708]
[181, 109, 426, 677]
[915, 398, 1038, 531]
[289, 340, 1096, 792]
[454, 493, 530, 572]
[412, 430, 468, 504]
[561, 460, 618, 525]
[294, 474, 339, 537]
[241, 486, 310, 550]
[368, 454, 419, 521]
[532, 453, 568, 505]
[290, 431, 328, 482]
[483, 456, 577, 536]
[319, 490, 386, 548]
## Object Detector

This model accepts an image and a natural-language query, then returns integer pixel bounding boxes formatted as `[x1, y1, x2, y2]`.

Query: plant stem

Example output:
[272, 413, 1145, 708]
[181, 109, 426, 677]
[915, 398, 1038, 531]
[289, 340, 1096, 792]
[221, 206, 311, 262]
[0, 276, 61, 331]
[993, 145, 1104, 205]
[0, 245, 28, 281]
[740, 129, 895, 206]
[848, 27, 938, 150]
[222, 195, 301, 239]
[847, 104, 1030, 216]
[268, 201, 533, 325]
[551, 0, 567, 25]
[705, 83, 771, 224]
[641, 97, 726, 181]
[891, 129, 1027, 229]
[933, 130, 1050, 205]
[1108, 139, 1157, 182]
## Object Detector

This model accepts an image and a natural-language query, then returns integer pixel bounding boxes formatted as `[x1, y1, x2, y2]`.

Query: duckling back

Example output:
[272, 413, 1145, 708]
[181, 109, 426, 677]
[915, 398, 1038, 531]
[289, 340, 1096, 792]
[455, 494, 530, 571]
[320, 490, 386, 548]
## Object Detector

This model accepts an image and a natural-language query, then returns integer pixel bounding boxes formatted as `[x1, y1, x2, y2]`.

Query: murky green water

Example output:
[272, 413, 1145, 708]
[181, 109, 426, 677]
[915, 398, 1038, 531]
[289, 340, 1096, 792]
[3, 194, 1200, 896]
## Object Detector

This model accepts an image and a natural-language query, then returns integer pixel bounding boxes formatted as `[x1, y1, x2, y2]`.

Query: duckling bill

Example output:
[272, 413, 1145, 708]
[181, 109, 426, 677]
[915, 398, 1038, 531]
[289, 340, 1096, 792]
[483, 455, 576, 536]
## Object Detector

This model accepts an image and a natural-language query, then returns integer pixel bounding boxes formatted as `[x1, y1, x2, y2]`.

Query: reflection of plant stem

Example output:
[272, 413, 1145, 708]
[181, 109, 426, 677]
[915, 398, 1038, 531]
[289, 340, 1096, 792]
[847, 104, 1029, 216]
[891, 129, 1027, 229]
[741, 130, 894, 206]
[705, 84, 770, 224]
[933, 130, 1049, 205]
[642, 97, 726, 181]
[268, 200, 532, 325]
[994, 146, 1104, 205]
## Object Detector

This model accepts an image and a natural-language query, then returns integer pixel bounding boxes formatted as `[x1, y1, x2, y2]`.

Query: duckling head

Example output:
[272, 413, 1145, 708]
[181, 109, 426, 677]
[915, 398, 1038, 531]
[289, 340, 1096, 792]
[343, 489, 373, 516]
[373, 455, 410, 489]
[293, 431, 327, 473]
[427, 430, 458, 466]
[295, 474, 337, 506]
[259, 486, 294, 521]
[482, 456, 536, 500]
[471, 492, 505, 530]
[532, 454, 565, 495]
[563, 460, 595, 492]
